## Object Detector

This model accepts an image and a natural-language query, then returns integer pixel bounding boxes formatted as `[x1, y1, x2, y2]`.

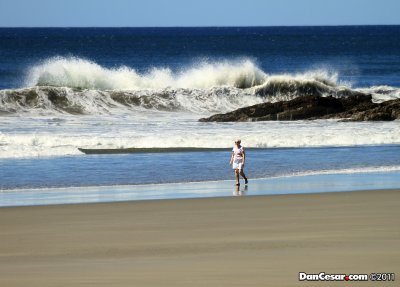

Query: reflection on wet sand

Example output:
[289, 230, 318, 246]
[233, 185, 248, 196]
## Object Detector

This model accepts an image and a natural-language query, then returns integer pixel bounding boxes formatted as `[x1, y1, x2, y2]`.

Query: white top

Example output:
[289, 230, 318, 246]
[232, 145, 244, 161]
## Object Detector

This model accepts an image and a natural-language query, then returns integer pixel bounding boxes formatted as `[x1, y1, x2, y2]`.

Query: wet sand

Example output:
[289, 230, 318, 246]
[0, 189, 399, 286]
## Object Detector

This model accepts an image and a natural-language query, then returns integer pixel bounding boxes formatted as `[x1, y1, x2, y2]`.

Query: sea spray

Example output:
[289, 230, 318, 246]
[0, 56, 388, 115]
[26, 57, 267, 90]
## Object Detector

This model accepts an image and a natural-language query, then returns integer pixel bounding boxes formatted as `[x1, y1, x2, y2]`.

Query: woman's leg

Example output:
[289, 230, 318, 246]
[239, 169, 248, 183]
[235, 169, 240, 185]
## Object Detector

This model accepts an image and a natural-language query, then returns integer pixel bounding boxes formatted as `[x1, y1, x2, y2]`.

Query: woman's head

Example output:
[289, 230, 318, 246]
[235, 139, 241, 145]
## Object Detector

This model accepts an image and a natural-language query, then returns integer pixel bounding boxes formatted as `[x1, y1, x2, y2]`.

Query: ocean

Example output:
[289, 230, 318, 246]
[0, 26, 399, 203]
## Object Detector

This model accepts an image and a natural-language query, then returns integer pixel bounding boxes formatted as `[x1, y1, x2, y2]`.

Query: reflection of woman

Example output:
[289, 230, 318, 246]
[234, 185, 248, 196]
[229, 139, 248, 186]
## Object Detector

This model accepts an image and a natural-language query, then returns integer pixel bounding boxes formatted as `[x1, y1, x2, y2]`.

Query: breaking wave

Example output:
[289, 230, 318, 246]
[0, 86, 262, 115]
[26, 57, 267, 90]
[0, 57, 399, 115]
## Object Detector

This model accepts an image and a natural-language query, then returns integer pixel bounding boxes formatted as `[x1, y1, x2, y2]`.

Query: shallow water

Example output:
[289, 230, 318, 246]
[1, 171, 399, 207]
[1, 145, 399, 190]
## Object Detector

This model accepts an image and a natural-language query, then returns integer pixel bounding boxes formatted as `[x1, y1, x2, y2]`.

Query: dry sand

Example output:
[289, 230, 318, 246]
[0, 189, 399, 286]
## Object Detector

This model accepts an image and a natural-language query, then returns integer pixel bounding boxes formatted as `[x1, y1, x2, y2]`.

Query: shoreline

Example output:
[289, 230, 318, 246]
[0, 189, 398, 286]
[1, 187, 399, 209]
[1, 170, 400, 207]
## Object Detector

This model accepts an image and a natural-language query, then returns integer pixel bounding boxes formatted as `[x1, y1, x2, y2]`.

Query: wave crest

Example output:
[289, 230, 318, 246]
[254, 70, 361, 100]
[0, 86, 264, 115]
[0, 57, 395, 115]
[26, 57, 267, 90]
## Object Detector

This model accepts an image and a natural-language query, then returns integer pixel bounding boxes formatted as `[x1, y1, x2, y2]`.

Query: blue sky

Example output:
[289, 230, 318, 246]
[0, 0, 399, 27]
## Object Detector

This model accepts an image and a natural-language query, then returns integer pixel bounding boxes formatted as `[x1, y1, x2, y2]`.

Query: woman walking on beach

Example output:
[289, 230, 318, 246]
[230, 139, 248, 186]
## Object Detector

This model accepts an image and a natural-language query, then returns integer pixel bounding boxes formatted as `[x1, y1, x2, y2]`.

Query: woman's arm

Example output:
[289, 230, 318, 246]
[230, 151, 234, 165]
[242, 148, 245, 166]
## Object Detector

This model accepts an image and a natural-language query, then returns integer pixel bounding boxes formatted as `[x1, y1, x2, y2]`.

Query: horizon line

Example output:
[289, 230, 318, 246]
[1, 24, 400, 29]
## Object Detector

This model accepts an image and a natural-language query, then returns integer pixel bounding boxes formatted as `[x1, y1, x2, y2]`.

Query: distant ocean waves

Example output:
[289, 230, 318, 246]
[0, 57, 398, 115]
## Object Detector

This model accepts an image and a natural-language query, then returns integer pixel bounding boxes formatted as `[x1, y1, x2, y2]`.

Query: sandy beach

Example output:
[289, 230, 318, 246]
[0, 189, 399, 286]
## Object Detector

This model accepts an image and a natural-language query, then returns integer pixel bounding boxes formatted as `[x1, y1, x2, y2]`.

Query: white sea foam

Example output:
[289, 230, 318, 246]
[26, 56, 350, 92]
[0, 57, 384, 116]
[0, 86, 264, 115]
[0, 116, 399, 159]
[356, 85, 400, 102]
[273, 166, 400, 178]
[26, 57, 267, 90]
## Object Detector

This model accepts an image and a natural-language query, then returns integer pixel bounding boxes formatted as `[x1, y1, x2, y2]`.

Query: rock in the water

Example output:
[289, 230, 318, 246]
[337, 98, 400, 121]
[199, 94, 400, 122]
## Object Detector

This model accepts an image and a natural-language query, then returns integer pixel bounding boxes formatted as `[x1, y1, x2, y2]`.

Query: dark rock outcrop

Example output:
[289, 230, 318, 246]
[199, 94, 400, 122]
